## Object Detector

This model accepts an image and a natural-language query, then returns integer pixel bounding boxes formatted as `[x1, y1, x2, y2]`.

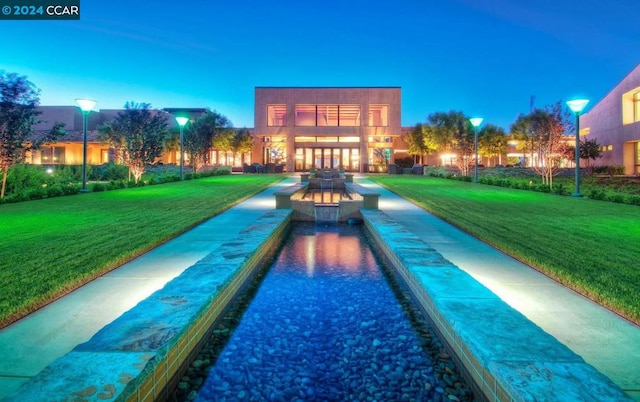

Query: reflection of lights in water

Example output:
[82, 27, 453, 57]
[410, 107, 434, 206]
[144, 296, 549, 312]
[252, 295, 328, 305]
[304, 236, 316, 276]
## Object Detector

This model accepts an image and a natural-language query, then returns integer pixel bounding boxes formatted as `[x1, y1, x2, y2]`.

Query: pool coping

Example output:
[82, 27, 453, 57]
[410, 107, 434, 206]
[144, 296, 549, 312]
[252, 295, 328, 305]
[361, 209, 632, 402]
[3, 209, 292, 402]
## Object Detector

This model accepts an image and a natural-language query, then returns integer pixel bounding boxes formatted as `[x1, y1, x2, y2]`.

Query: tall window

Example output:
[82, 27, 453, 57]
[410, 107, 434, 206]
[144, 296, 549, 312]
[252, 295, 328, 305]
[634, 92, 640, 123]
[368, 104, 388, 126]
[267, 105, 287, 126]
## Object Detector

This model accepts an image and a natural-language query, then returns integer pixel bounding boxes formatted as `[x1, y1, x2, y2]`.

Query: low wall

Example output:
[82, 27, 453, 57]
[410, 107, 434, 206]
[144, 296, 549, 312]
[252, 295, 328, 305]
[7, 210, 293, 402]
[361, 209, 632, 402]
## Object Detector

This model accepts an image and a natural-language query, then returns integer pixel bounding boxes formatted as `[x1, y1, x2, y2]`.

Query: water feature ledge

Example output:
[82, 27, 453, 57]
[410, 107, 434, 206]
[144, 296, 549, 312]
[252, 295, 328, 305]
[4, 209, 292, 402]
[360, 209, 632, 402]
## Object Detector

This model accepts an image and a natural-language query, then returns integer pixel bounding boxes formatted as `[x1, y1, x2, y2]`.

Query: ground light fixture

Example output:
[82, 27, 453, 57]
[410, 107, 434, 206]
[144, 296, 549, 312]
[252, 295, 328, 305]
[75, 98, 97, 192]
[566, 99, 589, 197]
[469, 117, 483, 183]
[175, 116, 189, 180]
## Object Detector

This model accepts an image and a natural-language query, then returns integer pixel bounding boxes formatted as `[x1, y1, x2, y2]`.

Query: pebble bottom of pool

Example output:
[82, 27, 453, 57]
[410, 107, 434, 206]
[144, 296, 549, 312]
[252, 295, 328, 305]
[191, 223, 472, 401]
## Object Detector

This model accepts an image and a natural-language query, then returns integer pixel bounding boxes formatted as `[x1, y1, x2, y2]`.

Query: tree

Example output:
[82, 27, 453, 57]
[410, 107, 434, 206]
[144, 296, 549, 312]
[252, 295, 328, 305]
[478, 124, 508, 166]
[230, 128, 254, 165]
[404, 123, 433, 164]
[98, 102, 169, 183]
[183, 111, 233, 171]
[427, 111, 473, 176]
[579, 138, 603, 173]
[0, 72, 65, 198]
[510, 102, 572, 188]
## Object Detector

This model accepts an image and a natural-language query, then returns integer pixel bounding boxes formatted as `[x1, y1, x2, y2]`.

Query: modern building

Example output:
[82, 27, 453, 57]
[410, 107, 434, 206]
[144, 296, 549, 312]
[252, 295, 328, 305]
[253, 87, 402, 172]
[28, 106, 218, 167]
[582, 63, 640, 174]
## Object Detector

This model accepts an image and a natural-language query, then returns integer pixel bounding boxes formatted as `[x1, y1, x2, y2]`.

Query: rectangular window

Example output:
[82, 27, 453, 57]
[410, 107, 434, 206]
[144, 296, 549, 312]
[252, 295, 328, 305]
[317, 136, 338, 142]
[368, 104, 388, 126]
[295, 105, 316, 126]
[41, 146, 65, 164]
[317, 105, 338, 126]
[339, 136, 360, 143]
[267, 105, 287, 127]
[294, 136, 316, 142]
[339, 105, 361, 126]
[634, 92, 640, 123]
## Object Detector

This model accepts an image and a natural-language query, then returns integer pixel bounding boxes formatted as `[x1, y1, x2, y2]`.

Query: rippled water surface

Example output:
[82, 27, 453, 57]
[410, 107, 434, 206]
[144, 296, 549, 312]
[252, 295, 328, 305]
[194, 223, 449, 401]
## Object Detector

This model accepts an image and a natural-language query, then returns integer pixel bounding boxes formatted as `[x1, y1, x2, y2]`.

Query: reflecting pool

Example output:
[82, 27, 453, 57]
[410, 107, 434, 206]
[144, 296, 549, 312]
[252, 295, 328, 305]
[191, 223, 471, 401]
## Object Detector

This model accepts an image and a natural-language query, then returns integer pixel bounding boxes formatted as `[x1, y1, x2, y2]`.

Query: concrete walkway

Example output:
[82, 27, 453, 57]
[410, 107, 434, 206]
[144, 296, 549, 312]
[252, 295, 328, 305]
[0, 176, 298, 399]
[355, 176, 640, 401]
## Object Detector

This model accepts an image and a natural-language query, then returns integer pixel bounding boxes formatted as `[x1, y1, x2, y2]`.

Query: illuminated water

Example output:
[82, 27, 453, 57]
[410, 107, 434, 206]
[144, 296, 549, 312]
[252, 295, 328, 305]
[191, 223, 470, 401]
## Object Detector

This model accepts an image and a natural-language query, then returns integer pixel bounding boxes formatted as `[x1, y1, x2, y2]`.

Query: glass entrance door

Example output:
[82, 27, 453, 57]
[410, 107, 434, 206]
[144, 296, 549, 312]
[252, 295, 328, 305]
[295, 147, 360, 171]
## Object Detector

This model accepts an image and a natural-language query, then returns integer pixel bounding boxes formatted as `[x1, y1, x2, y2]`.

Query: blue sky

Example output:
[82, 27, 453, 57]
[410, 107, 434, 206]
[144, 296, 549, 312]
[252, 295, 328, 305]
[2, 0, 639, 130]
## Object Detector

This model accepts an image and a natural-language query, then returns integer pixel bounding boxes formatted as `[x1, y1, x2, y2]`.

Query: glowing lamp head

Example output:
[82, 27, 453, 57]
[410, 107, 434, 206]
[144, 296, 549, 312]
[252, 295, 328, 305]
[75, 98, 96, 112]
[566, 99, 589, 114]
[470, 117, 483, 128]
[175, 116, 189, 127]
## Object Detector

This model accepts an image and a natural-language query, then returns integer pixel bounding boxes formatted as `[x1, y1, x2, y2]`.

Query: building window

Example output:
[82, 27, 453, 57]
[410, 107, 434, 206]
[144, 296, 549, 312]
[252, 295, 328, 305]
[369, 104, 388, 126]
[295, 105, 316, 126]
[41, 146, 65, 164]
[339, 105, 361, 126]
[317, 105, 338, 126]
[295, 105, 361, 127]
[622, 88, 640, 125]
[267, 105, 287, 126]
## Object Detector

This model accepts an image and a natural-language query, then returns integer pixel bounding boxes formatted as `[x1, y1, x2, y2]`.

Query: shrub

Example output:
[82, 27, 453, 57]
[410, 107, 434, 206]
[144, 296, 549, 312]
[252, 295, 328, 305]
[92, 183, 106, 192]
[25, 186, 47, 200]
[46, 185, 64, 198]
[215, 167, 232, 176]
[588, 188, 607, 200]
[607, 194, 625, 204]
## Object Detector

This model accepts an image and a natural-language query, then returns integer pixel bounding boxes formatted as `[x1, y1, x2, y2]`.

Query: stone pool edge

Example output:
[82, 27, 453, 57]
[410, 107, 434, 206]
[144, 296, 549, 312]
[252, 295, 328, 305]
[4, 209, 292, 402]
[361, 209, 632, 402]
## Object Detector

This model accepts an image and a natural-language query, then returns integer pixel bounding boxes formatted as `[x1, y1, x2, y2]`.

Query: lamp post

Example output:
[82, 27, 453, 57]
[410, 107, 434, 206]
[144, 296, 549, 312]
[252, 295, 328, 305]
[75, 98, 97, 192]
[470, 117, 483, 183]
[566, 99, 589, 197]
[175, 116, 189, 180]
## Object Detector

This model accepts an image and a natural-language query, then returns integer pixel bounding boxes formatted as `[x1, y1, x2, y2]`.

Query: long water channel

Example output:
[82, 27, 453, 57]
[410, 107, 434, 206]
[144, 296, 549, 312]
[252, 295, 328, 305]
[177, 223, 473, 401]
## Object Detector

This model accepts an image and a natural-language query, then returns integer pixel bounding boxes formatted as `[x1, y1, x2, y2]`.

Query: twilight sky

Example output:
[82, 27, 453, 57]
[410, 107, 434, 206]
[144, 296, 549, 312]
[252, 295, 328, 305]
[2, 0, 639, 130]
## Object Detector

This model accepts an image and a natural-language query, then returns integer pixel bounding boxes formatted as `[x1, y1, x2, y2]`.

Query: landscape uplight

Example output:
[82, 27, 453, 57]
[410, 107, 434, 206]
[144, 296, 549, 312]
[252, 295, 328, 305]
[566, 99, 589, 197]
[75, 98, 97, 192]
[470, 117, 483, 183]
[175, 116, 189, 180]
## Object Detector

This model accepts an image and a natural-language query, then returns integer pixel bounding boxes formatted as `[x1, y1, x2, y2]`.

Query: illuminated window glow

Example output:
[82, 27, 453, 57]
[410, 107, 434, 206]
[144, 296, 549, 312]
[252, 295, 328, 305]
[267, 105, 287, 126]
[368, 105, 388, 126]
[295, 104, 361, 127]
[622, 88, 640, 125]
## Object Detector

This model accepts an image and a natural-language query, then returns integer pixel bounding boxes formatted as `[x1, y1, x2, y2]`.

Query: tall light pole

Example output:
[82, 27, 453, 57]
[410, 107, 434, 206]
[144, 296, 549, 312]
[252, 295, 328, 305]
[470, 117, 483, 183]
[175, 116, 189, 180]
[75, 98, 97, 192]
[566, 99, 589, 197]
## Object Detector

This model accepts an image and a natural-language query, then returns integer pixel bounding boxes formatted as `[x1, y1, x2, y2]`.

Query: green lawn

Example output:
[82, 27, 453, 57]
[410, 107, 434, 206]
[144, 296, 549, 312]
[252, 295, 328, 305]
[368, 175, 640, 325]
[0, 175, 284, 328]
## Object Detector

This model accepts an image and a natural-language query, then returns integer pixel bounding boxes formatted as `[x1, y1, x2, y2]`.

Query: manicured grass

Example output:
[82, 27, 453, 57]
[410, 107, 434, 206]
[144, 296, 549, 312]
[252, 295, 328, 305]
[0, 175, 284, 328]
[368, 175, 640, 325]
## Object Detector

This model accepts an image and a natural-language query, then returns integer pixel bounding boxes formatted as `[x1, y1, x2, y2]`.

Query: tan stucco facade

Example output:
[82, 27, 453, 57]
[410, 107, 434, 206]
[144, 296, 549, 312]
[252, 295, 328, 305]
[254, 87, 402, 172]
[582, 64, 640, 174]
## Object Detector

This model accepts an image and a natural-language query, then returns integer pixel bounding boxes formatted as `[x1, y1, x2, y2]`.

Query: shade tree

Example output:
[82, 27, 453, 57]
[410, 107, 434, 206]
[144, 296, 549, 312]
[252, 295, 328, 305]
[98, 102, 169, 183]
[0, 72, 65, 198]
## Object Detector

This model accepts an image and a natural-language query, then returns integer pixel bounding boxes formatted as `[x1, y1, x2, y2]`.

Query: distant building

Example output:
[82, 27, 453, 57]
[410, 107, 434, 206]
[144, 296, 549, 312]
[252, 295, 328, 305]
[253, 87, 402, 172]
[582, 63, 640, 174]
